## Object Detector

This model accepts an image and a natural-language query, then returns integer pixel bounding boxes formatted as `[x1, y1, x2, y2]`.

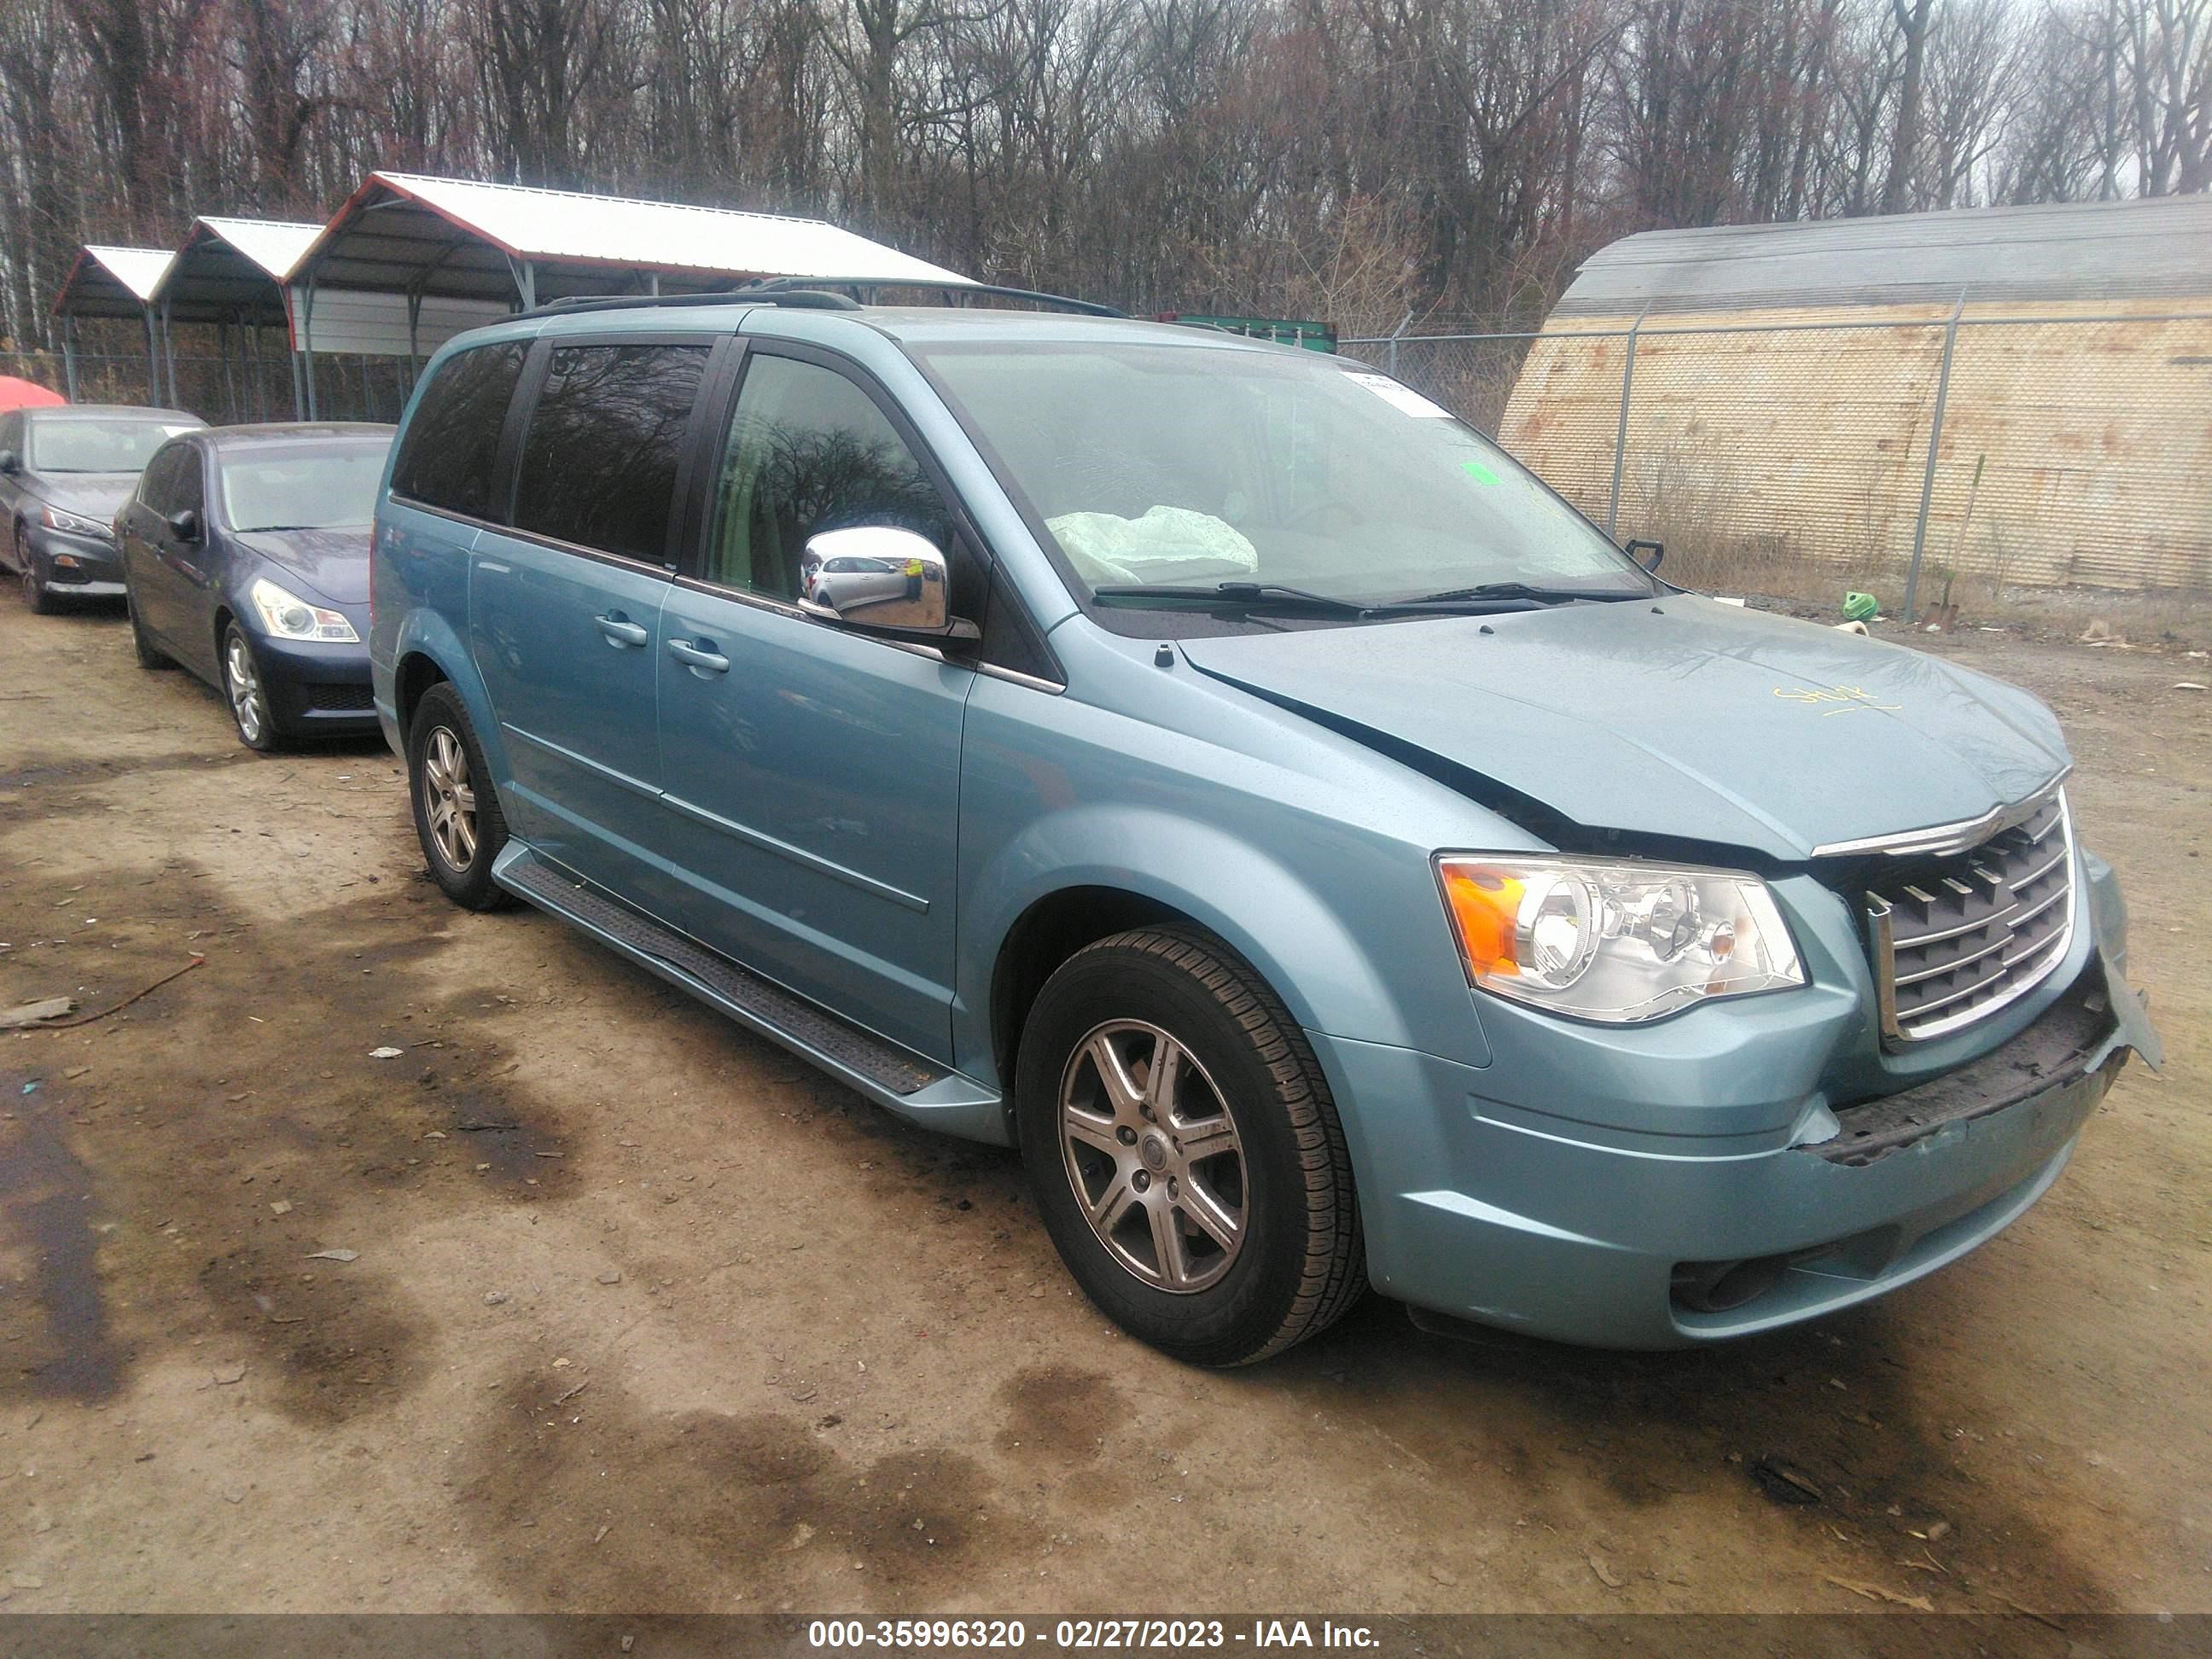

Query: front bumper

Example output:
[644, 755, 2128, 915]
[1318, 873, 2158, 1349]
[24, 523, 125, 597]
[252, 632, 379, 734]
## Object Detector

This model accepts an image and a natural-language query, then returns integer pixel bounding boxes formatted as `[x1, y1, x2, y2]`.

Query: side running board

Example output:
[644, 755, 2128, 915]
[493, 846, 1008, 1144]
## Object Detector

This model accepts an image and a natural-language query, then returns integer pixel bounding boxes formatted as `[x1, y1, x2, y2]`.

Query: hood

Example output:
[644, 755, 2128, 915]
[1179, 597, 2069, 861]
[26, 472, 137, 522]
[234, 527, 372, 606]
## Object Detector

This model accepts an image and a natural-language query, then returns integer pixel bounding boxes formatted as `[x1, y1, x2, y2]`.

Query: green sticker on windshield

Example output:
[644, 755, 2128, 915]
[1459, 460, 1501, 486]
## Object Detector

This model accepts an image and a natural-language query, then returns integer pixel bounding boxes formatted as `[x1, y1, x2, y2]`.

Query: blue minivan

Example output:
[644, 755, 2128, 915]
[370, 289, 2158, 1365]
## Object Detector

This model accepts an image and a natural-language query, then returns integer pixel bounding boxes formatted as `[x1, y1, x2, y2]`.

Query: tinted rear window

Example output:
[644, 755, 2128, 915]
[390, 343, 527, 518]
[513, 344, 710, 563]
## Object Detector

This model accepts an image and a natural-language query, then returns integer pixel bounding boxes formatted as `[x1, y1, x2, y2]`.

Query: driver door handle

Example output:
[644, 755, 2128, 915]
[594, 613, 649, 647]
[667, 637, 730, 675]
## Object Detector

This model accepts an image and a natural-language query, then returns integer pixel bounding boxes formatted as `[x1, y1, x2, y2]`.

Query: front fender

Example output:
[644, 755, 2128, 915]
[965, 801, 1430, 1055]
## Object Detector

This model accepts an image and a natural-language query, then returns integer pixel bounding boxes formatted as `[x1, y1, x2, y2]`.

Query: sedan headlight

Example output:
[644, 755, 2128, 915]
[250, 577, 359, 643]
[41, 504, 111, 540]
[1435, 854, 1805, 1024]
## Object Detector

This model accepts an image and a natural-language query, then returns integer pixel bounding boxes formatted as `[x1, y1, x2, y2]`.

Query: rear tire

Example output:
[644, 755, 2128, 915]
[128, 590, 172, 669]
[1016, 927, 1365, 1365]
[409, 682, 514, 911]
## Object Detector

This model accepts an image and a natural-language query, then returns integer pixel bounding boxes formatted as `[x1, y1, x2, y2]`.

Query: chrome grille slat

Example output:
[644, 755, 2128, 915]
[2005, 883, 2069, 931]
[2003, 930, 2069, 972]
[1892, 926, 2013, 987]
[1862, 789, 2075, 1045]
[2006, 842, 2069, 891]
[1905, 963, 2017, 1018]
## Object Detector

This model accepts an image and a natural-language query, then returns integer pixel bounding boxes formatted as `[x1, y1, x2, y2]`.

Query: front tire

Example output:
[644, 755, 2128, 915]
[18, 545, 53, 614]
[1016, 928, 1365, 1365]
[408, 683, 514, 911]
[221, 623, 280, 751]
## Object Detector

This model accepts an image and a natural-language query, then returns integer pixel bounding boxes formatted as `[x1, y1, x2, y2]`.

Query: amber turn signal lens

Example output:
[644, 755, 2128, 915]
[1441, 863, 1523, 978]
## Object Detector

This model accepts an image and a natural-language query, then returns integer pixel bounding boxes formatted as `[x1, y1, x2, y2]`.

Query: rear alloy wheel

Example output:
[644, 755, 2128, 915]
[408, 682, 513, 912]
[1016, 928, 1365, 1365]
[222, 623, 279, 751]
[128, 591, 172, 669]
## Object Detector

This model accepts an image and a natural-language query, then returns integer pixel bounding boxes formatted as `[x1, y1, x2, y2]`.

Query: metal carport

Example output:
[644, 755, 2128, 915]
[287, 172, 975, 416]
[49, 246, 174, 405]
[148, 217, 320, 420]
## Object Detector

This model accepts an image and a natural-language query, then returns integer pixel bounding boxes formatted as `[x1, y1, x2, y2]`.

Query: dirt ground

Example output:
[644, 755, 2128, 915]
[0, 597, 2205, 1620]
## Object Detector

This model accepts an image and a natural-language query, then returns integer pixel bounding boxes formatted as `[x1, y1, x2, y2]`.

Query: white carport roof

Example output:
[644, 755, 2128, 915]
[149, 217, 322, 326]
[50, 245, 174, 319]
[293, 171, 974, 307]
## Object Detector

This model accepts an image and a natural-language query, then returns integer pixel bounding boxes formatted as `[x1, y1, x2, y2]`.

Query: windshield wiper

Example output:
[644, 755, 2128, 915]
[1394, 580, 1650, 607]
[1091, 581, 1371, 617]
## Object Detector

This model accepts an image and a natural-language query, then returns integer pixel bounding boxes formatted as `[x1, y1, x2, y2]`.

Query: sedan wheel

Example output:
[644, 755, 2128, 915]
[223, 626, 277, 751]
[20, 556, 52, 614]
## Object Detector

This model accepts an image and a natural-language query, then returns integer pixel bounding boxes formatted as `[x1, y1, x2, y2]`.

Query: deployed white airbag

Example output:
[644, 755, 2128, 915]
[1046, 505, 1260, 586]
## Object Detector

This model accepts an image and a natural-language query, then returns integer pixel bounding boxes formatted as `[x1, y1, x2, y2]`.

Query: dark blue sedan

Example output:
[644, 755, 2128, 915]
[118, 423, 394, 750]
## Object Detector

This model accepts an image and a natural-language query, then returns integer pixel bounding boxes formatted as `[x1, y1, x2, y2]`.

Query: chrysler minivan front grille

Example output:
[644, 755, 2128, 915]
[1865, 790, 2074, 1045]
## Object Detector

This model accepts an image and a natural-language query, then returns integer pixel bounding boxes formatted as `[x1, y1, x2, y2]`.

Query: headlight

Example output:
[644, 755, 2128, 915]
[1435, 854, 1805, 1024]
[250, 577, 359, 643]
[41, 505, 111, 539]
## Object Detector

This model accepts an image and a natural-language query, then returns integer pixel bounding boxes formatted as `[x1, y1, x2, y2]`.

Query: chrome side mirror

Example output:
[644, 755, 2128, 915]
[798, 526, 972, 640]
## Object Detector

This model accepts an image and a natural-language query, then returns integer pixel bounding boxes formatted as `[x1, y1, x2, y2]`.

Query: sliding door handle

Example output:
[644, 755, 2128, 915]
[594, 613, 649, 648]
[667, 637, 731, 675]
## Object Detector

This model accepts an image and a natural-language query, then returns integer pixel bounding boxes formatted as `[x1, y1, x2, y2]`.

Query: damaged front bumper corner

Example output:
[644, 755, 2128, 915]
[1816, 944, 2159, 1167]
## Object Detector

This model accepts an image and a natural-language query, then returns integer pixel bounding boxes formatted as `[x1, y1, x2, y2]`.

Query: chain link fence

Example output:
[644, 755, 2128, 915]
[1344, 311, 2212, 619]
[1, 348, 415, 427]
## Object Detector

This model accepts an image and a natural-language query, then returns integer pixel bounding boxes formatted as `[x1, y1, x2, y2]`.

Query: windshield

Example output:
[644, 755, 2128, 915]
[218, 442, 391, 533]
[28, 418, 198, 474]
[913, 341, 1652, 610]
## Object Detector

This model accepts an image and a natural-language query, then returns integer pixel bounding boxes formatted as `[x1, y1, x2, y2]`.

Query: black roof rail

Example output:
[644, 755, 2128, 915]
[520, 288, 859, 320]
[736, 276, 1126, 317]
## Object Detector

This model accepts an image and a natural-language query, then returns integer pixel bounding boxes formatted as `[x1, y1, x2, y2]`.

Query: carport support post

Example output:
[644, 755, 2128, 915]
[61, 318, 79, 402]
[1604, 306, 1650, 538]
[218, 320, 237, 424]
[301, 269, 320, 422]
[142, 306, 160, 403]
[160, 299, 179, 409]
[1903, 292, 1967, 626]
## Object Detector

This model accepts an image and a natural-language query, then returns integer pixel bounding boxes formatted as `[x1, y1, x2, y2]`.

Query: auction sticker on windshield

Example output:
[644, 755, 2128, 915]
[1344, 371, 1453, 418]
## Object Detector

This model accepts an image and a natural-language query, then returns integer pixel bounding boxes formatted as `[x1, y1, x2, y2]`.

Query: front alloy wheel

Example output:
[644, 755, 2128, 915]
[19, 554, 53, 614]
[1017, 927, 1365, 1365]
[223, 625, 277, 750]
[1060, 1021, 1247, 1293]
